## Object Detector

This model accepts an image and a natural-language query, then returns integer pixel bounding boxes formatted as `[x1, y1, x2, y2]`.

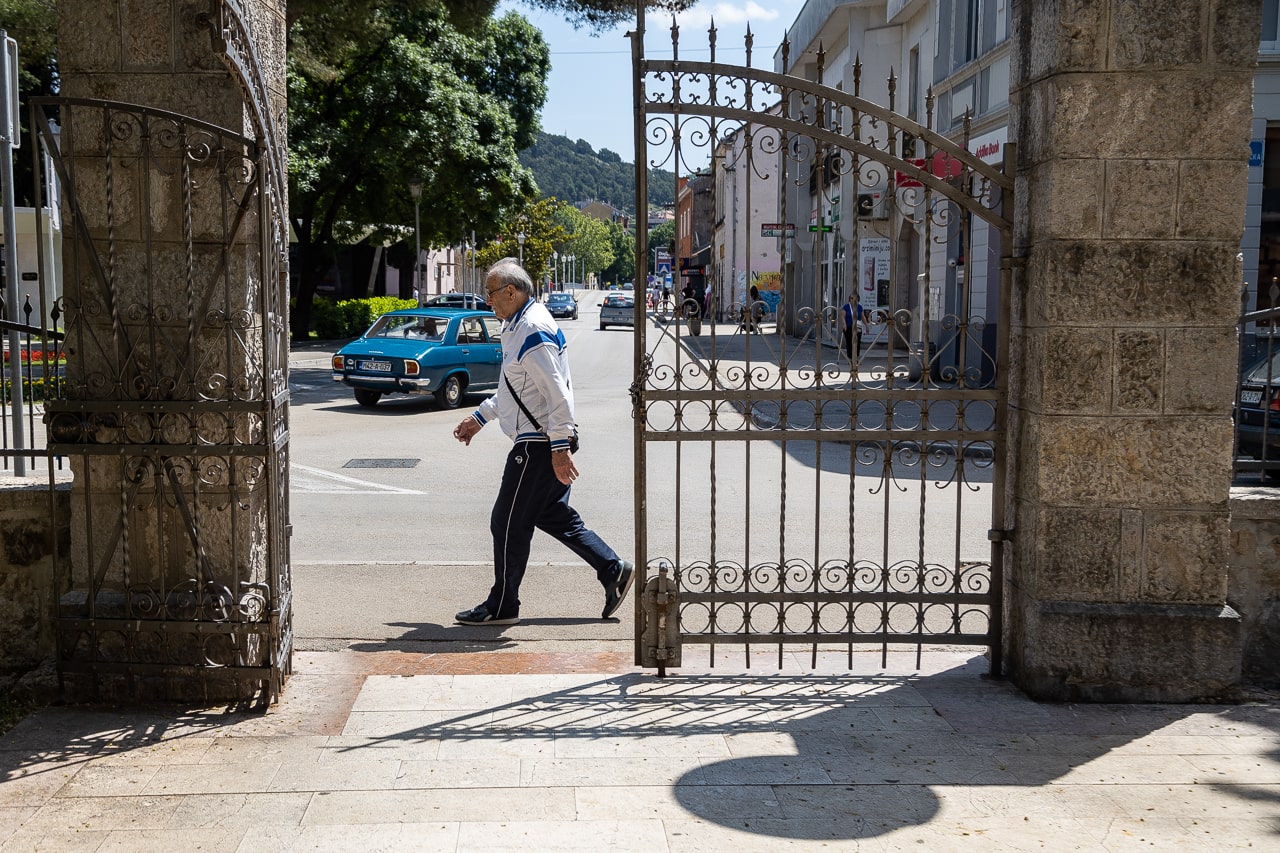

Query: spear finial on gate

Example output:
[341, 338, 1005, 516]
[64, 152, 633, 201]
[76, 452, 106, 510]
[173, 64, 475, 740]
[781, 30, 790, 70]
[887, 67, 896, 113]
[709, 17, 717, 63]
[671, 16, 679, 61]
[816, 41, 825, 84]
[853, 54, 862, 97]
[745, 24, 753, 67]
[925, 85, 935, 131]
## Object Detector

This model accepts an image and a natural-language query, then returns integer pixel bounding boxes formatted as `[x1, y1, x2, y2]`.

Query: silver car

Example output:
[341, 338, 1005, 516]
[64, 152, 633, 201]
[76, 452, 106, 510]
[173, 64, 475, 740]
[599, 294, 635, 330]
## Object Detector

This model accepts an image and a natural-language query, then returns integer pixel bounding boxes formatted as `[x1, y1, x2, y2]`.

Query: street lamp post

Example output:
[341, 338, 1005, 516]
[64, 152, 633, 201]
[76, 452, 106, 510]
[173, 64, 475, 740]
[550, 251, 558, 296]
[409, 180, 422, 302]
[516, 229, 526, 266]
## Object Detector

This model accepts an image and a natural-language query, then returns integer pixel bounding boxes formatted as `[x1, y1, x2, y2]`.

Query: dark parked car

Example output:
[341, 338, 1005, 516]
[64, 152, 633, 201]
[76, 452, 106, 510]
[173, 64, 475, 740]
[1237, 351, 1280, 472]
[546, 292, 578, 320]
[600, 294, 635, 330]
[422, 292, 489, 310]
[332, 309, 502, 408]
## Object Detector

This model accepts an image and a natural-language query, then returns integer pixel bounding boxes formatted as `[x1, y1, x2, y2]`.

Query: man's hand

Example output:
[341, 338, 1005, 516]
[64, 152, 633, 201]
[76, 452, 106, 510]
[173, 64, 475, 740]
[551, 449, 578, 485]
[453, 417, 481, 445]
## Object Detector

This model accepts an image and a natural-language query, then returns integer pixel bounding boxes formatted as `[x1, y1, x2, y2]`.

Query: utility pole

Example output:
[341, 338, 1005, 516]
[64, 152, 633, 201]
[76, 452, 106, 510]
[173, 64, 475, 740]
[409, 180, 422, 301]
[1, 31, 25, 475]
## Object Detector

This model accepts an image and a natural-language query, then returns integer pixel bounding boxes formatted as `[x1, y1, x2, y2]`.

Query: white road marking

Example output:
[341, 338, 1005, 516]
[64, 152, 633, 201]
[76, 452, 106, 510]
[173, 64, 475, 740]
[291, 463, 426, 495]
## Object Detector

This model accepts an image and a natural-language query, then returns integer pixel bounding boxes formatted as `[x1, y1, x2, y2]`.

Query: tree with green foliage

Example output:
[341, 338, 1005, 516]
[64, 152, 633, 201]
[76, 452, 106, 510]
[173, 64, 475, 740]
[0, 0, 57, 205]
[553, 205, 614, 286]
[474, 195, 567, 287]
[288, 0, 693, 34]
[288, 2, 549, 340]
[518, 131, 675, 213]
[601, 219, 634, 285]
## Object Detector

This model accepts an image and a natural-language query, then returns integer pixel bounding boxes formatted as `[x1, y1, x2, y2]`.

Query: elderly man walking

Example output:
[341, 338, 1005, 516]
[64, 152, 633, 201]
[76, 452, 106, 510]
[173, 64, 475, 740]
[452, 258, 634, 625]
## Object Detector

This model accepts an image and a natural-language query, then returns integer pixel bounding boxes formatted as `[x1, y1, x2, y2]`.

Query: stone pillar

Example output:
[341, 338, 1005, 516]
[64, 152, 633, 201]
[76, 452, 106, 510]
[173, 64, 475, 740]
[1005, 0, 1260, 701]
[52, 1, 290, 702]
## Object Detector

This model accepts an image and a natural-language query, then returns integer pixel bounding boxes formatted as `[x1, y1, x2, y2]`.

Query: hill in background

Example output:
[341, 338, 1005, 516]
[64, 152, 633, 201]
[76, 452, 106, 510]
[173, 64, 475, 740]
[519, 133, 676, 214]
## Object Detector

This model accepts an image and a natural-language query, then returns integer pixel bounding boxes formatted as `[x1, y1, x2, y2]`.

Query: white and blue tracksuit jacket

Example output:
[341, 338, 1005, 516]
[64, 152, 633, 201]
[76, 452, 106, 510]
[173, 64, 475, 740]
[471, 298, 576, 451]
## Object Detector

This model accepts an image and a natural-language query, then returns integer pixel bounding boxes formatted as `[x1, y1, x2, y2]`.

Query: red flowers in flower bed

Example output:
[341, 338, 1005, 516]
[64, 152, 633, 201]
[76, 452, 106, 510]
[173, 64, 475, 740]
[6, 349, 66, 365]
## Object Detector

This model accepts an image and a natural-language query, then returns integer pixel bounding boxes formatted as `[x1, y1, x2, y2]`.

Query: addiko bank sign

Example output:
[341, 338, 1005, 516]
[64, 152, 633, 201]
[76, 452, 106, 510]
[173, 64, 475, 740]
[894, 127, 1008, 187]
[968, 127, 1007, 165]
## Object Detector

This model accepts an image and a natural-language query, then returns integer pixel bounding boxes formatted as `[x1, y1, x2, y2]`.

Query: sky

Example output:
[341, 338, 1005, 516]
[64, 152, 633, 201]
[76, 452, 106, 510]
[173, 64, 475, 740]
[505, 1, 804, 163]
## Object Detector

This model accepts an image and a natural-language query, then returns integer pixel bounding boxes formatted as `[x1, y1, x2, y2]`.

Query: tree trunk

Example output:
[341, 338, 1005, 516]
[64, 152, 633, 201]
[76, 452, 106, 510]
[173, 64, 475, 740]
[292, 238, 329, 343]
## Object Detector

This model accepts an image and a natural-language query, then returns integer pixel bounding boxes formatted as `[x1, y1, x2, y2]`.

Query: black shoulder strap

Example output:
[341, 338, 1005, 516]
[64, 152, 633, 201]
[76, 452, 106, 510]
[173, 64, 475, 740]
[504, 373, 542, 432]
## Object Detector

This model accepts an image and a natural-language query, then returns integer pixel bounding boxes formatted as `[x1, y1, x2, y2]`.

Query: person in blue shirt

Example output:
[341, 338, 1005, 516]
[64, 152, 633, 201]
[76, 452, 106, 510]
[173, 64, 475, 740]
[841, 292, 866, 362]
[451, 258, 633, 626]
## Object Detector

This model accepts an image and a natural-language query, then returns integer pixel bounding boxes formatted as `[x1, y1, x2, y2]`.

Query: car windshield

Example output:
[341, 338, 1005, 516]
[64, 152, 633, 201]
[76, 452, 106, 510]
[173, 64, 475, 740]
[1245, 352, 1280, 386]
[605, 296, 634, 307]
[366, 314, 445, 342]
[548, 294, 573, 303]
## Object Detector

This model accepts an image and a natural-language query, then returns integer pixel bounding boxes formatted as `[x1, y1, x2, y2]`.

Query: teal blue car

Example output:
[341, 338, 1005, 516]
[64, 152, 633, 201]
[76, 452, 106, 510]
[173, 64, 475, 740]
[331, 309, 503, 409]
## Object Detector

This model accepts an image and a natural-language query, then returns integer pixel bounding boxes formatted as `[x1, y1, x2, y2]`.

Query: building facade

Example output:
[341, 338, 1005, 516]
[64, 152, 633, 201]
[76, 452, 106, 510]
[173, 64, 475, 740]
[1245, 0, 1280, 351]
[771, 0, 1010, 358]
[712, 122, 783, 322]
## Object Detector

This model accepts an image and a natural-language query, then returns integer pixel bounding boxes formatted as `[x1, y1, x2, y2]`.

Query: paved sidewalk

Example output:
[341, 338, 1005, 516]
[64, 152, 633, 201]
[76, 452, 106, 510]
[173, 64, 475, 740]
[2, 647, 1277, 851]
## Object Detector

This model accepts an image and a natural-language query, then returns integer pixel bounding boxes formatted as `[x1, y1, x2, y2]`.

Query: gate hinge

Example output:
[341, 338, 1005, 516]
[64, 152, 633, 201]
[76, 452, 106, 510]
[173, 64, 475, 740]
[988, 528, 1013, 542]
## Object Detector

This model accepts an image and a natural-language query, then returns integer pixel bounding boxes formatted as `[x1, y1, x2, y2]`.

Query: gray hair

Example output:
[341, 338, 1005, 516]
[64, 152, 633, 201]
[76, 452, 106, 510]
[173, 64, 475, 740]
[487, 257, 535, 297]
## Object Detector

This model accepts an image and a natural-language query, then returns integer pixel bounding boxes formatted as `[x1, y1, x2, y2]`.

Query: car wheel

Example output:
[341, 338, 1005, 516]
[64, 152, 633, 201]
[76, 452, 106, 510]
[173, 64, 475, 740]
[436, 375, 464, 409]
[354, 389, 381, 408]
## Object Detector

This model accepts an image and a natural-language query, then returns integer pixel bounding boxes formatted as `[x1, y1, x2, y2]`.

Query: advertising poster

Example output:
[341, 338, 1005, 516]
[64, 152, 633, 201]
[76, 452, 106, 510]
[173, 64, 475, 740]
[858, 237, 890, 310]
[752, 270, 782, 314]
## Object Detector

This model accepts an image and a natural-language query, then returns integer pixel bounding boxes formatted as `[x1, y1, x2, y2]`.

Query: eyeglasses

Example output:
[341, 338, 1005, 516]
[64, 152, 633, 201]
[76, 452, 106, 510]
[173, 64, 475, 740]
[485, 283, 509, 299]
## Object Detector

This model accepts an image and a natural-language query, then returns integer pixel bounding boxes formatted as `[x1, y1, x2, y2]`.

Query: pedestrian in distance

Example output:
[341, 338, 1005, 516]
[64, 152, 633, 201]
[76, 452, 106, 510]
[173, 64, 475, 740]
[743, 283, 763, 333]
[452, 258, 634, 626]
[841, 292, 866, 361]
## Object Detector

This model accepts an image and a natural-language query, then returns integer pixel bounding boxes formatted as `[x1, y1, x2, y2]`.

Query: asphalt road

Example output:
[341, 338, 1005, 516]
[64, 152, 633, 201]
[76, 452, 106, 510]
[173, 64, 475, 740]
[287, 288, 996, 652]
[287, 289, 640, 650]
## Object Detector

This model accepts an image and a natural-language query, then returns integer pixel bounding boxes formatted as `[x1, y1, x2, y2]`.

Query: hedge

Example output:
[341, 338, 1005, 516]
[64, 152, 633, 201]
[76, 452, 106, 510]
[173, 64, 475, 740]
[306, 296, 418, 340]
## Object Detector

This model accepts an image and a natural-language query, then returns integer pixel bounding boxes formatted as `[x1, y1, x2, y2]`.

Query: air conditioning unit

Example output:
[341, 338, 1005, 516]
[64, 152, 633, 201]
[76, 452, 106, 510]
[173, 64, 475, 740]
[856, 190, 888, 220]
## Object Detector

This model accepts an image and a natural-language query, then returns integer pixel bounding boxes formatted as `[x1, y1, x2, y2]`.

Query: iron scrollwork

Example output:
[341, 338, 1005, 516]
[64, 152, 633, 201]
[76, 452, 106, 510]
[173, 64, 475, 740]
[633, 13, 1011, 672]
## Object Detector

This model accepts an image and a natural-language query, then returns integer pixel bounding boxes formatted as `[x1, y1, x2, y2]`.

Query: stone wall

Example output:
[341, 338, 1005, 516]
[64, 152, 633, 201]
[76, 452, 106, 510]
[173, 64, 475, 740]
[1228, 488, 1280, 687]
[0, 483, 70, 675]
[48, 0, 291, 702]
[1005, 0, 1261, 701]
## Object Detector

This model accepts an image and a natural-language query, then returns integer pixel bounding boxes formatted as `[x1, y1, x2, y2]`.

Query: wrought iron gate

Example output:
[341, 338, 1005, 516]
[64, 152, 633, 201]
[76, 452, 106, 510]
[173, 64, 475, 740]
[29, 2, 292, 704]
[630, 13, 1014, 675]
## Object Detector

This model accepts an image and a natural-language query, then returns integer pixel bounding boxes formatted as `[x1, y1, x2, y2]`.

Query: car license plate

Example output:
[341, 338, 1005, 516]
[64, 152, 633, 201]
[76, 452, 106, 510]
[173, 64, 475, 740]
[359, 360, 392, 372]
[1241, 389, 1264, 405]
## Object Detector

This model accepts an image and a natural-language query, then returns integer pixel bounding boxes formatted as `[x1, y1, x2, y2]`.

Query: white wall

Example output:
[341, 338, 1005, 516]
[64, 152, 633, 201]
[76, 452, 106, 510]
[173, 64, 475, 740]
[0, 207, 63, 328]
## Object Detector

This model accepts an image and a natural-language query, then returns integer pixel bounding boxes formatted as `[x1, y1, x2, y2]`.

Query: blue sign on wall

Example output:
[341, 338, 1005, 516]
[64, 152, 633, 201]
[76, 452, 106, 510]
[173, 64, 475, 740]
[1250, 140, 1264, 168]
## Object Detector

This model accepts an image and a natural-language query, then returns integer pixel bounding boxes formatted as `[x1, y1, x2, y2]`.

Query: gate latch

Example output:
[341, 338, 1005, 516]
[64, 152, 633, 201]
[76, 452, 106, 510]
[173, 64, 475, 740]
[639, 562, 681, 676]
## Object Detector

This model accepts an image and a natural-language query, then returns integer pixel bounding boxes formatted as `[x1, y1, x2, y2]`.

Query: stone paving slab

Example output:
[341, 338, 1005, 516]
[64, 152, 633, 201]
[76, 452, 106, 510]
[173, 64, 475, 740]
[0, 649, 1276, 851]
